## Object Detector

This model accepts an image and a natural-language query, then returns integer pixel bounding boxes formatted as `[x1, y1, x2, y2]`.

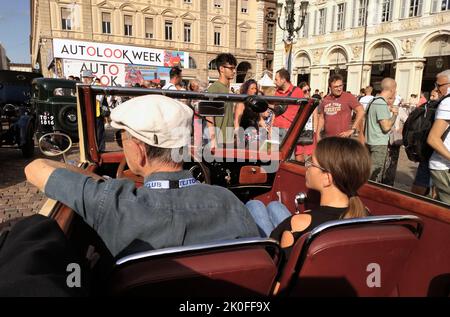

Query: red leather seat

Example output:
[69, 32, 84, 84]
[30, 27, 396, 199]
[275, 215, 423, 297]
[109, 238, 280, 296]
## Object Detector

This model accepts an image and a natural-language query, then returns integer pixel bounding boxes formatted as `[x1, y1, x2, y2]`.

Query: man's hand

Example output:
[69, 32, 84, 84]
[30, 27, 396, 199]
[338, 129, 355, 138]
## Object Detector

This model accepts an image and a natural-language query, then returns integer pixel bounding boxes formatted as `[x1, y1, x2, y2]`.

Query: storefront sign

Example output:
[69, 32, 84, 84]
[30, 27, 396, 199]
[53, 39, 189, 68]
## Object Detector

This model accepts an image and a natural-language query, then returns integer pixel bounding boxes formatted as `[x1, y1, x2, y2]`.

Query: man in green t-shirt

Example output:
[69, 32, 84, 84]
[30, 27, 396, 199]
[206, 53, 237, 150]
[365, 78, 398, 182]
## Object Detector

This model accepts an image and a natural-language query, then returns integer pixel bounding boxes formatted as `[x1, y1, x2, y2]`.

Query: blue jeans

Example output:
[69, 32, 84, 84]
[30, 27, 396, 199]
[245, 200, 292, 237]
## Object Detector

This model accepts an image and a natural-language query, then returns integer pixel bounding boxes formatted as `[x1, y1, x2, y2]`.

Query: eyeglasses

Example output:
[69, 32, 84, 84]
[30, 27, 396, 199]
[435, 82, 450, 89]
[331, 84, 344, 89]
[305, 157, 329, 173]
[303, 88, 311, 93]
[222, 65, 236, 71]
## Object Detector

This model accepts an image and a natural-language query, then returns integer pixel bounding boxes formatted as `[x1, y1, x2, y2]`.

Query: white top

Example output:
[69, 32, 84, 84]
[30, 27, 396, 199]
[359, 95, 374, 111]
[162, 82, 177, 90]
[429, 96, 450, 170]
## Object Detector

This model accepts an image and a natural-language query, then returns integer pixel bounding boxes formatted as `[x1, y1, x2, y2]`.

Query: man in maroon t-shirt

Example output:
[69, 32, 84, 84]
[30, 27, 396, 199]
[317, 74, 365, 142]
[273, 69, 304, 141]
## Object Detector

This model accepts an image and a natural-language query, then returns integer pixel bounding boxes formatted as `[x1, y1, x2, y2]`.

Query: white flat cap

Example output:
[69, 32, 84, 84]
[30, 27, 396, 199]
[110, 95, 193, 148]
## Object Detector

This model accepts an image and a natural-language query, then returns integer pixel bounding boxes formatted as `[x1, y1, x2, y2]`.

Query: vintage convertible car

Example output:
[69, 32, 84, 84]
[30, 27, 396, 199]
[36, 85, 449, 297]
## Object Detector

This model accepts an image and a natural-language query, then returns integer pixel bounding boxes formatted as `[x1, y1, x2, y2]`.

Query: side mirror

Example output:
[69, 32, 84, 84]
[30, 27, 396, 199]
[195, 101, 225, 117]
[245, 96, 269, 113]
[38, 133, 72, 157]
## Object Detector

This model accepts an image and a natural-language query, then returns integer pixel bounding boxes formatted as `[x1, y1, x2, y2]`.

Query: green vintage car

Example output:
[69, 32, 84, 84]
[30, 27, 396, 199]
[31, 78, 79, 142]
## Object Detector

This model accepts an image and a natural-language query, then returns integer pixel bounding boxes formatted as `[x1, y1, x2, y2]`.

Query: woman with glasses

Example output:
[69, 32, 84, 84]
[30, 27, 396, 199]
[246, 137, 371, 256]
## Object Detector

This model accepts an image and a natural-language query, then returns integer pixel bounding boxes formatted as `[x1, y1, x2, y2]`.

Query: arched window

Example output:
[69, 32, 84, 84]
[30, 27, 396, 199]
[208, 59, 217, 70]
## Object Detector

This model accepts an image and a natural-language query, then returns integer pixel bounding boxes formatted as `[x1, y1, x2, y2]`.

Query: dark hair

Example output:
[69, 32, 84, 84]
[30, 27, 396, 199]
[216, 53, 237, 72]
[328, 74, 344, 87]
[240, 79, 258, 94]
[298, 81, 308, 89]
[170, 67, 182, 79]
[360, 88, 366, 94]
[315, 137, 371, 219]
[314, 89, 319, 93]
[276, 68, 291, 83]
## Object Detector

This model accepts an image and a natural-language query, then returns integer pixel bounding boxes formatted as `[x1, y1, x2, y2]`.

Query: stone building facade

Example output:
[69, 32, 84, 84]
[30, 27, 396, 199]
[274, 0, 450, 99]
[31, 0, 276, 85]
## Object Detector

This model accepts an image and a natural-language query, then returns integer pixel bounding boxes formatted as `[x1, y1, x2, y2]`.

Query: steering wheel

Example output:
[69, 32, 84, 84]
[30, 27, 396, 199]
[116, 156, 211, 185]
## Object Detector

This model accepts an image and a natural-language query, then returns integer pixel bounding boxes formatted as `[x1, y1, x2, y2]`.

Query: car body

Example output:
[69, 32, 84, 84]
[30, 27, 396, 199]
[31, 78, 78, 142]
[37, 85, 449, 297]
[0, 70, 42, 157]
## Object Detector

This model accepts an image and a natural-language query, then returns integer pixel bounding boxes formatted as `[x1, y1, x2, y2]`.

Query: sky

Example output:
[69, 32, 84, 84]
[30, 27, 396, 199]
[0, 0, 30, 64]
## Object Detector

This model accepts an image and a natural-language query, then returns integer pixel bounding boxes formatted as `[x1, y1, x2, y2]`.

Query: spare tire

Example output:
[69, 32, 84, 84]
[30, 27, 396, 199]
[57, 105, 77, 133]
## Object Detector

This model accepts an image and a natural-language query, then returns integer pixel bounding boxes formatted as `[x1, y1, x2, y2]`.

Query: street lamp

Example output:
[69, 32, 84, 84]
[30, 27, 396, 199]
[277, 0, 309, 74]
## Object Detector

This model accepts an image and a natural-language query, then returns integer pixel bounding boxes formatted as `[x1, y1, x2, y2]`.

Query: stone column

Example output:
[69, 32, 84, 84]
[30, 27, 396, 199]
[255, 0, 266, 78]
[346, 62, 372, 95]
[394, 58, 426, 100]
[199, 0, 209, 84]
[310, 66, 330, 93]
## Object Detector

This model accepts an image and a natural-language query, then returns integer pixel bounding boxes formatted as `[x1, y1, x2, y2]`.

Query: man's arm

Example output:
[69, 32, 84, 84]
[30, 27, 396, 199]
[24, 159, 102, 193]
[316, 111, 324, 141]
[427, 119, 450, 161]
[234, 102, 245, 130]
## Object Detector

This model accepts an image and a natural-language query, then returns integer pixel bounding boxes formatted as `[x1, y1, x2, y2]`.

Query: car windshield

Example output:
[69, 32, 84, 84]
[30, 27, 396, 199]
[91, 89, 310, 159]
[53, 87, 76, 97]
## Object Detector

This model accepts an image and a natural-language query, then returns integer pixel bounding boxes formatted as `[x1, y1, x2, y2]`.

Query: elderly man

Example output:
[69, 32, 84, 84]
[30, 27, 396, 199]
[25, 95, 259, 257]
[427, 69, 450, 204]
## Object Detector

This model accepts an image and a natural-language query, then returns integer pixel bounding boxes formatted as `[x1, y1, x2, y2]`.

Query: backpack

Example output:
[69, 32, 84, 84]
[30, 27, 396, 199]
[402, 94, 450, 163]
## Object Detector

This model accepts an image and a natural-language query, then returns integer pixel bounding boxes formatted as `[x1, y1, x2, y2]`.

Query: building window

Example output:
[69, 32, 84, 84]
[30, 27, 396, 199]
[266, 59, 273, 70]
[240, 30, 247, 49]
[61, 8, 72, 30]
[124, 15, 133, 36]
[241, 0, 248, 13]
[318, 8, 326, 34]
[208, 59, 217, 70]
[214, 0, 222, 8]
[336, 3, 345, 31]
[189, 56, 197, 69]
[409, 0, 423, 17]
[381, 0, 393, 22]
[300, 13, 309, 37]
[184, 23, 192, 42]
[431, 0, 449, 12]
[165, 21, 173, 41]
[267, 23, 275, 50]
[214, 27, 221, 46]
[102, 12, 111, 34]
[145, 18, 154, 39]
[358, 0, 368, 26]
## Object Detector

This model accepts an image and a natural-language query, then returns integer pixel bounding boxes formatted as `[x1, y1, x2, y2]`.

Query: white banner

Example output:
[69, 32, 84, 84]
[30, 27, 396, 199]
[63, 59, 126, 86]
[53, 39, 188, 68]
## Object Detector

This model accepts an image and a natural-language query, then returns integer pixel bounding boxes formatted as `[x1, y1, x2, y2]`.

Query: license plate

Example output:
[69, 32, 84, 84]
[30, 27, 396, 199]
[39, 114, 55, 126]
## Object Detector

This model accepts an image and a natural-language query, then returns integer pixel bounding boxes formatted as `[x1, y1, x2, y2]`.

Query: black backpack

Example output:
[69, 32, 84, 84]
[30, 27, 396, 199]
[402, 94, 450, 163]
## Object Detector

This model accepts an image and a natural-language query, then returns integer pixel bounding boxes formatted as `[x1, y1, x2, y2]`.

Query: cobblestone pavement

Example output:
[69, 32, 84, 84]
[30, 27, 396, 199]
[0, 141, 420, 224]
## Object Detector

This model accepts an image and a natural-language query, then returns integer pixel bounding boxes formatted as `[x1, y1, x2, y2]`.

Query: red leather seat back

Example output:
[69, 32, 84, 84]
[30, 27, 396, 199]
[110, 240, 279, 296]
[277, 216, 422, 297]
